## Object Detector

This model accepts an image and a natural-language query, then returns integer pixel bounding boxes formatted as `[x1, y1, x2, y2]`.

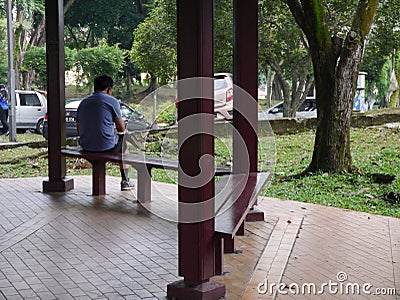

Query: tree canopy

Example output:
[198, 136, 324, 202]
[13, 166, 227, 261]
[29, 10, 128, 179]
[74, 41, 126, 88]
[64, 0, 152, 50]
[0, 19, 8, 82]
[131, 0, 177, 84]
[23, 46, 75, 89]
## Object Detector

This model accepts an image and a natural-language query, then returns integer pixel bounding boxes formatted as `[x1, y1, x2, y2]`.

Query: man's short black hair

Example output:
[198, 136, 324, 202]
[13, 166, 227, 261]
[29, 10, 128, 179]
[94, 75, 114, 91]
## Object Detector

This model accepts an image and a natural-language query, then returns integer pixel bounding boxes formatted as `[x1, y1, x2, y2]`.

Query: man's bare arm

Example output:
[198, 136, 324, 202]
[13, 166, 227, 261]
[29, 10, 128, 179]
[115, 117, 126, 133]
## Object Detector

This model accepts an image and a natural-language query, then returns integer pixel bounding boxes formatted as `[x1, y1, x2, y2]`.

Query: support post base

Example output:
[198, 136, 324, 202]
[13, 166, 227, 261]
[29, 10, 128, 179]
[246, 207, 264, 222]
[167, 280, 225, 300]
[42, 178, 74, 193]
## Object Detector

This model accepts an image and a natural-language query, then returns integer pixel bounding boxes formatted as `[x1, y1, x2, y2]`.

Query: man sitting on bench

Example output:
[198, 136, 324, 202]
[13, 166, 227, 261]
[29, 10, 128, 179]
[76, 74, 133, 191]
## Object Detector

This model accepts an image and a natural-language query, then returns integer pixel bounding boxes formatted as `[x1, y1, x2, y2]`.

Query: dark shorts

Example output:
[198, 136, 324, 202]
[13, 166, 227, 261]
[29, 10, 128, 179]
[81, 134, 127, 154]
[108, 134, 127, 153]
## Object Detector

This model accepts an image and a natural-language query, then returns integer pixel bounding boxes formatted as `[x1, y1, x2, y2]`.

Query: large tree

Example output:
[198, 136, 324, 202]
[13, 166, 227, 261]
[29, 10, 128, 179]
[12, 0, 46, 89]
[259, 0, 314, 117]
[130, 0, 176, 98]
[282, 0, 379, 173]
[7, 0, 76, 89]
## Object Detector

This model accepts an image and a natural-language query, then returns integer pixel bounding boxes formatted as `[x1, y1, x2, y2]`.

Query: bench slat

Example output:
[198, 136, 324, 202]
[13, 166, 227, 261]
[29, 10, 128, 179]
[61, 147, 231, 175]
[215, 172, 270, 238]
[214, 172, 270, 275]
[61, 147, 231, 199]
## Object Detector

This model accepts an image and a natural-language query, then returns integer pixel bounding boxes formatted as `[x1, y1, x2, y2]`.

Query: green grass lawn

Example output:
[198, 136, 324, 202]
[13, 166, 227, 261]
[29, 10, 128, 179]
[267, 127, 400, 217]
[1, 126, 399, 217]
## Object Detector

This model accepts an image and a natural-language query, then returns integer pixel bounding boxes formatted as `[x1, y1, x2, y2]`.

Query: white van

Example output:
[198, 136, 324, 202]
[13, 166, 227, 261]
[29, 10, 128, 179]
[0, 90, 47, 134]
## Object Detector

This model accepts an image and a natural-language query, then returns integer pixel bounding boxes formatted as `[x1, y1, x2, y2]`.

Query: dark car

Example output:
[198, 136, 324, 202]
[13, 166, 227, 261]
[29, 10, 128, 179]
[42, 98, 151, 139]
[259, 98, 317, 120]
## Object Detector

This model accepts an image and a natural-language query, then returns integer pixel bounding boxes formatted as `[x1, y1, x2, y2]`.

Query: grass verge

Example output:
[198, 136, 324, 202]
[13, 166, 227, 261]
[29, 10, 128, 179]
[267, 127, 400, 217]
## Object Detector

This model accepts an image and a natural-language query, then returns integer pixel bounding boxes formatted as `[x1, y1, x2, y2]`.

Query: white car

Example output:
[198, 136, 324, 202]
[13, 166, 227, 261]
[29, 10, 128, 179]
[213, 73, 233, 120]
[0, 90, 48, 134]
[258, 84, 267, 100]
[175, 73, 234, 121]
[260, 99, 317, 120]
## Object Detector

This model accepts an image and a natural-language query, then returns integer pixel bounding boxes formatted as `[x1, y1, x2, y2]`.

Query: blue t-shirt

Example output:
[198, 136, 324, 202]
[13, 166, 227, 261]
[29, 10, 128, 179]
[77, 92, 122, 151]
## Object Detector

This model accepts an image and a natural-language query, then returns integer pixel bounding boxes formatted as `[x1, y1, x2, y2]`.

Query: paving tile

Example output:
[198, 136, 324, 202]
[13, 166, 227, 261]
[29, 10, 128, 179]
[55, 294, 75, 300]
[68, 287, 86, 297]
[18, 288, 39, 299]
[0, 286, 19, 296]
[38, 292, 57, 300]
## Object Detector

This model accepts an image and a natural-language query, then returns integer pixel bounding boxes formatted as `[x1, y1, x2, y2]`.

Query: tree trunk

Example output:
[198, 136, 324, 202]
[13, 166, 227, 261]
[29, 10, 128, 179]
[269, 59, 293, 117]
[388, 68, 399, 108]
[277, 72, 292, 117]
[268, 54, 313, 118]
[272, 76, 282, 101]
[134, 74, 157, 103]
[64, 0, 77, 14]
[14, 14, 22, 89]
[127, 72, 132, 92]
[284, 0, 378, 174]
[289, 55, 313, 116]
[29, 16, 46, 47]
[136, 0, 144, 14]
[265, 68, 274, 108]
[307, 49, 349, 173]
[22, 72, 32, 90]
[308, 35, 371, 173]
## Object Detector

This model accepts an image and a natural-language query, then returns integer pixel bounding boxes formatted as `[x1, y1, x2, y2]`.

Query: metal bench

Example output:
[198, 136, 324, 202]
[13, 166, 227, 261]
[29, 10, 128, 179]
[214, 172, 270, 275]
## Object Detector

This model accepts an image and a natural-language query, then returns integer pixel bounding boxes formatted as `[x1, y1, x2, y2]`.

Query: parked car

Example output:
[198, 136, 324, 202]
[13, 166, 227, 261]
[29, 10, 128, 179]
[42, 98, 151, 139]
[0, 90, 47, 134]
[258, 84, 267, 100]
[260, 99, 317, 120]
[213, 73, 233, 120]
[175, 73, 234, 121]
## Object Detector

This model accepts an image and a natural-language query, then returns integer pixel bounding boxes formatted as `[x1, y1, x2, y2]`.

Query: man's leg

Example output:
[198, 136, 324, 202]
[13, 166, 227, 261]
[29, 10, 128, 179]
[115, 134, 133, 191]
[4, 109, 9, 133]
[0, 109, 8, 134]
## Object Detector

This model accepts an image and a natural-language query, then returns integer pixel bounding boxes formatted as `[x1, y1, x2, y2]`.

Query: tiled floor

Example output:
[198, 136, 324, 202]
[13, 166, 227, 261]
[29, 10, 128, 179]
[262, 199, 400, 300]
[0, 176, 399, 299]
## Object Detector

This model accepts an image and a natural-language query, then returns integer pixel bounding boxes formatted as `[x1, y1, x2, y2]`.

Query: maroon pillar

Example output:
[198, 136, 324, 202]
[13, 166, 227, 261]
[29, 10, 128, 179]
[232, 0, 258, 174]
[42, 0, 74, 193]
[167, 0, 225, 299]
[233, 0, 264, 222]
